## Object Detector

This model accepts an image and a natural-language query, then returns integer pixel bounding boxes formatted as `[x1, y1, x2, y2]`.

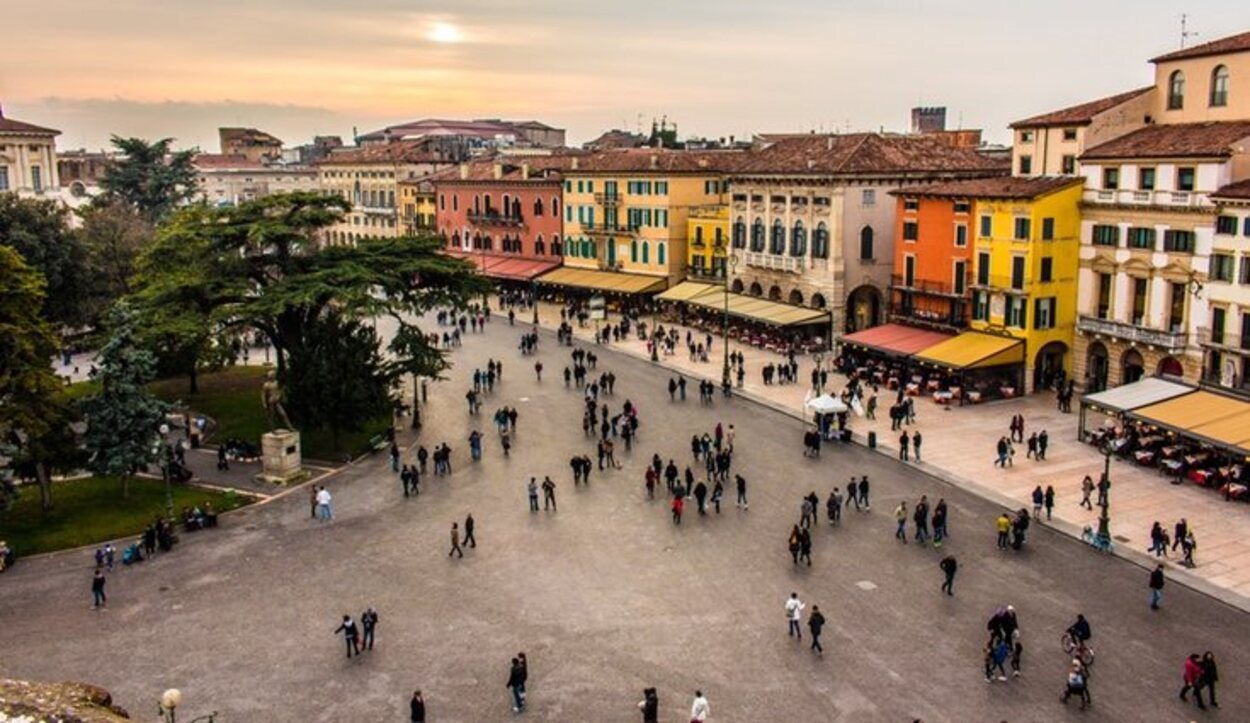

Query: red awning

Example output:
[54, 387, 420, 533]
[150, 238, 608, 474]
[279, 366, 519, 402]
[441, 250, 559, 280]
[841, 323, 954, 357]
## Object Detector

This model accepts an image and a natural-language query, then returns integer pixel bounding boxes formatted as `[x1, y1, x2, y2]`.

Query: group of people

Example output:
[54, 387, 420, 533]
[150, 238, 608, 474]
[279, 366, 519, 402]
[1148, 518, 1198, 567]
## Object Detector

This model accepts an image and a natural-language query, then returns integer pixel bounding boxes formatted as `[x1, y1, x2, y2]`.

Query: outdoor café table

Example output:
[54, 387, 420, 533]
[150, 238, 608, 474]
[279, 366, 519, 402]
[1134, 449, 1157, 465]
[1185, 452, 1211, 466]
[1160, 445, 1183, 458]
[1161, 458, 1184, 475]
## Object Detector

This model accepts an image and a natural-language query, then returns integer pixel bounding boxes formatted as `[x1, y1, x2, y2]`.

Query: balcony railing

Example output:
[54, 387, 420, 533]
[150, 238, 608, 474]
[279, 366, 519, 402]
[583, 221, 639, 236]
[743, 251, 804, 273]
[686, 266, 726, 283]
[888, 305, 969, 332]
[1082, 188, 1213, 209]
[1197, 327, 1250, 352]
[970, 275, 1030, 293]
[467, 212, 525, 228]
[1077, 315, 1189, 352]
[889, 274, 969, 297]
[593, 192, 621, 207]
[360, 205, 395, 216]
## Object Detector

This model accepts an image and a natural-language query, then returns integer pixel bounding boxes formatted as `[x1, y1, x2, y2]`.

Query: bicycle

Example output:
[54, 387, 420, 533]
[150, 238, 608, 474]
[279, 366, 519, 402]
[1060, 632, 1096, 668]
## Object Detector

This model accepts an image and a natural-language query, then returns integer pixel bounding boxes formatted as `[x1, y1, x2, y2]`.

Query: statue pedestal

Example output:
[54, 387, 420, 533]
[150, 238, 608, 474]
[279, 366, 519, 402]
[256, 430, 306, 486]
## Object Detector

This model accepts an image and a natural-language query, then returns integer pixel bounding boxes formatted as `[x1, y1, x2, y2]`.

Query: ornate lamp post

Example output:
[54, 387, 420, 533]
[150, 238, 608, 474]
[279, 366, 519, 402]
[1096, 440, 1113, 548]
[159, 689, 217, 723]
[715, 243, 739, 396]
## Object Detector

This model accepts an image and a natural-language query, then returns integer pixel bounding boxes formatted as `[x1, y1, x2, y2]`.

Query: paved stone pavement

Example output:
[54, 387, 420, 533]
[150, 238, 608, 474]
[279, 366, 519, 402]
[4, 314, 1249, 721]
[529, 301, 1250, 610]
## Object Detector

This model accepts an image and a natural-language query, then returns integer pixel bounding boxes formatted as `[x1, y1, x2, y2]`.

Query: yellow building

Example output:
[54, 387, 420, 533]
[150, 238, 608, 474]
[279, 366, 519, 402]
[398, 176, 437, 234]
[557, 149, 738, 293]
[685, 203, 730, 282]
[317, 140, 454, 245]
[960, 176, 1085, 391]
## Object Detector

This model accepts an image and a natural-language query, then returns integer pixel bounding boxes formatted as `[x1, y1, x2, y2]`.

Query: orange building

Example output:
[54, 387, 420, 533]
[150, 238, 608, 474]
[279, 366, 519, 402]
[887, 189, 975, 331]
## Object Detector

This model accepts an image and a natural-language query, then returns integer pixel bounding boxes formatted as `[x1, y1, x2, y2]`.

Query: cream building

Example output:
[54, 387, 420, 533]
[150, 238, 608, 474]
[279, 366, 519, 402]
[194, 155, 318, 206]
[0, 107, 59, 195]
[1204, 180, 1250, 392]
[1009, 88, 1154, 177]
[317, 140, 455, 245]
[1151, 31, 1250, 124]
[727, 133, 1007, 333]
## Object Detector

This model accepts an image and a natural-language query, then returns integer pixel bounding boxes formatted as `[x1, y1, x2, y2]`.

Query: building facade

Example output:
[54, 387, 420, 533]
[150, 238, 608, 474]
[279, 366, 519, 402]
[194, 155, 319, 206]
[1009, 88, 1154, 177]
[317, 140, 456, 244]
[399, 177, 438, 235]
[888, 189, 976, 332]
[0, 108, 59, 195]
[560, 150, 737, 284]
[434, 157, 569, 259]
[727, 133, 1007, 333]
[219, 127, 284, 164]
[1205, 180, 1250, 393]
[964, 177, 1085, 392]
[685, 204, 730, 282]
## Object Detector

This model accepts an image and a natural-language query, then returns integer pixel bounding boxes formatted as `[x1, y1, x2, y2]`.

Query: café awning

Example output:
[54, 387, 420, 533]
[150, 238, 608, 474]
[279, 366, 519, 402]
[841, 323, 955, 358]
[915, 331, 1024, 370]
[1081, 377, 1196, 415]
[657, 281, 721, 303]
[536, 266, 668, 294]
[442, 250, 560, 280]
[1129, 390, 1250, 452]
[685, 291, 830, 327]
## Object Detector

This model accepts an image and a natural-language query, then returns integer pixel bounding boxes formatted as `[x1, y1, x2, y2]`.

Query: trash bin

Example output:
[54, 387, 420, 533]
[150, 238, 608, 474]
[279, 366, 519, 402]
[867, 431, 877, 448]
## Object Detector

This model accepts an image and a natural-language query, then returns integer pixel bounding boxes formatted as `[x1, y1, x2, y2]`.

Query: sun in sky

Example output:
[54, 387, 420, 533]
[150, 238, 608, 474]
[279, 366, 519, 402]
[426, 21, 463, 44]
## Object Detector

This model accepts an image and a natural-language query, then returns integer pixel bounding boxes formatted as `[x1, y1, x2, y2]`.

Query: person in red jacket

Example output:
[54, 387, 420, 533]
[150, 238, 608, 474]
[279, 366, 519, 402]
[671, 495, 684, 525]
[1179, 653, 1207, 709]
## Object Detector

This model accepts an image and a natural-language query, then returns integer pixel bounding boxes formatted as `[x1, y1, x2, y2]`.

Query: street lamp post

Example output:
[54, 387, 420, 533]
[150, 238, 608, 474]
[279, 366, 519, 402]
[159, 689, 217, 723]
[531, 279, 540, 325]
[1096, 442, 1113, 548]
[716, 245, 738, 397]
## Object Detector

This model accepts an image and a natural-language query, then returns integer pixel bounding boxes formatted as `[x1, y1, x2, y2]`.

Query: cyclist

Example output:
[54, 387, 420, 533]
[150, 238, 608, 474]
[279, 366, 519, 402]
[1067, 614, 1092, 643]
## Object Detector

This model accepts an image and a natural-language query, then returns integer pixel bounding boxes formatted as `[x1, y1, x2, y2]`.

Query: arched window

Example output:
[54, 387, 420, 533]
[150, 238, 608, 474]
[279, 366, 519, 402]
[502, 194, 511, 218]
[791, 220, 807, 257]
[658, 243, 666, 265]
[859, 226, 874, 260]
[473, 195, 481, 214]
[789, 289, 805, 306]
[607, 240, 616, 266]
[552, 235, 562, 256]
[353, 181, 362, 205]
[1168, 70, 1185, 110]
[535, 235, 545, 255]
[472, 233, 482, 250]
[451, 231, 460, 247]
[733, 217, 746, 249]
[534, 197, 545, 216]
[642, 241, 650, 264]
[771, 219, 786, 254]
[512, 198, 522, 219]
[813, 222, 830, 258]
[1211, 65, 1230, 107]
[630, 240, 638, 263]
[483, 194, 493, 214]
[751, 218, 765, 252]
[552, 198, 560, 217]
[749, 281, 763, 297]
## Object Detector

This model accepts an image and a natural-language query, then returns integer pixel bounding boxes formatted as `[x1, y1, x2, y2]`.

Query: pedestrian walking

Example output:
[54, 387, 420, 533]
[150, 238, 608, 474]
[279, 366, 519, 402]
[711, 480, 723, 514]
[316, 486, 333, 520]
[913, 431, 922, 462]
[1149, 563, 1165, 609]
[1080, 475, 1094, 510]
[1061, 659, 1090, 709]
[506, 657, 526, 712]
[799, 528, 813, 566]
[689, 691, 709, 723]
[899, 430, 909, 461]
[1031, 486, 1044, 519]
[932, 498, 948, 545]
[528, 478, 539, 512]
[534, 361, 543, 381]
[217, 445, 229, 471]
[940, 555, 957, 595]
[996, 512, 1012, 550]
[858, 475, 870, 510]
[91, 568, 106, 608]
[410, 690, 426, 722]
[785, 592, 804, 639]
[1200, 651, 1220, 708]
[735, 474, 748, 510]
[542, 477, 557, 511]
[1044, 485, 1055, 520]
[895, 501, 908, 543]
[847, 478, 859, 512]
[985, 636, 1010, 682]
[672, 494, 684, 524]
[309, 484, 319, 519]
[334, 614, 360, 658]
[361, 606, 379, 650]
[788, 525, 801, 564]
[807, 604, 826, 655]
[464, 514, 477, 548]
[449, 522, 464, 558]
[638, 687, 659, 722]
[1179, 653, 1206, 709]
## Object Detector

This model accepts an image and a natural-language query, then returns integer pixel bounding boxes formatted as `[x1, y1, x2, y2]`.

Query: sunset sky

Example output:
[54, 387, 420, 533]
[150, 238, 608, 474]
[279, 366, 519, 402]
[2, 0, 1245, 152]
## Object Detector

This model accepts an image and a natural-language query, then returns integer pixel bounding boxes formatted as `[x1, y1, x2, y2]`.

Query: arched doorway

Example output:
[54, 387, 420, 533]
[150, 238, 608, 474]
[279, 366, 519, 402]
[768, 285, 783, 301]
[811, 293, 827, 309]
[846, 285, 882, 332]
[1122, 348, 1145, 385]
[731, 279, 745, 294]
[1033, 341, 1068, 392]
[1086, 342, 1109, 393]
[789, 289, 805, 306]
[1157, 356, 1184, 378]
[748, 281, 763, 297]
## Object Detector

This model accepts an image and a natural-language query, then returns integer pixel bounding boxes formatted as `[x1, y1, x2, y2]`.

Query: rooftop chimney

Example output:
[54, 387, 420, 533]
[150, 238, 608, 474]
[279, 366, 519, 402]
[522, 162, 531, 179]
[826, 137, 833, 150]
[459, 163, 469, 180]
[649, 154, 658, 170]
[493, 162, 503, 180]
[571, 157, 579, 170]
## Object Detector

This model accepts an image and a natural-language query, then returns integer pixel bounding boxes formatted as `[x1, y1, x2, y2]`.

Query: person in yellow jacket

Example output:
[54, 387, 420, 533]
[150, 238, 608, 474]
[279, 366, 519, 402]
[996, 512, 1012, 550]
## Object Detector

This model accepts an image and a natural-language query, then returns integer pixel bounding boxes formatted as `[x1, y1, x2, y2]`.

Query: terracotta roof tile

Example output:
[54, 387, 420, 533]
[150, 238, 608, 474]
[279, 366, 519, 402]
[193, 153, 266, 170]
[426, 154, 581, 183]
[1151, 30, 1250, 63]
[317, 140, 450, 166]
[1080, 121, 1250, 160]
[562, 148, 747, 174]
[1009, 87, 1153, 129]
[1212, 179, 1250, 201]
[733, 133, 1005, 175]
[893, 175, 1083, 200]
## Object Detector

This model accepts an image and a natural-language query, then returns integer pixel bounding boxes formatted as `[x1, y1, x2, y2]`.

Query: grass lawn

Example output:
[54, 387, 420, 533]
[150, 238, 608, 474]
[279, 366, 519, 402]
[0, 476, 253, 556]
[148, 366, 391, 461]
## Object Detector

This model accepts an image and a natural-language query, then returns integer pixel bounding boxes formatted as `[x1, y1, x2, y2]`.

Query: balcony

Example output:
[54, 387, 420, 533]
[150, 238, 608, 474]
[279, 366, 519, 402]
[889, 274, 969, 298]
[360, 205, 395, 216]
[742, 251, 804, 273]
[584, 221, 640, 237]
[1082, 188, 1212, 209]
[888, 305, 969, 332]
[686, 266, 726, 283]
[593, 192, 621, 207]
[1077, 315, 1189, 352]
[467, 212, 525, 228]
[970, 275, 1030, 293]
[1197, 327, 1250, 353]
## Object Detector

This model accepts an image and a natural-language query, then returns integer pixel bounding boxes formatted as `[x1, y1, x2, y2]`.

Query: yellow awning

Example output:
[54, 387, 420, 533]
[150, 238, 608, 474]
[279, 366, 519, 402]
[657, 281, 720, 302]
[685, 290, 830, 327]
[915, 332, 1024, 369]
[536, 266, 668, 294]
[1133, 391, 1248, 436]
[1190, 409, 1250, 450]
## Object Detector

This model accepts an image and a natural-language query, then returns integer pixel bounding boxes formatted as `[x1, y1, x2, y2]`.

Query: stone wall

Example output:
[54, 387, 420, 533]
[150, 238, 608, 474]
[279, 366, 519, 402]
[0, 679, 130, 722]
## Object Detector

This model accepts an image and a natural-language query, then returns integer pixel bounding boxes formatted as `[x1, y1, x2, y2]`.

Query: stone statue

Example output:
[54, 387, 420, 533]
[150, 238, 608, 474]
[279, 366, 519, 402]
[262, 370, 294, 432]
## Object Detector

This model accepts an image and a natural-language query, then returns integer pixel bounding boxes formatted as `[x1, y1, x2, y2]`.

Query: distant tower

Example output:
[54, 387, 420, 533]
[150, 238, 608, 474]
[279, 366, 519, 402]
[910, 107, 947, 134]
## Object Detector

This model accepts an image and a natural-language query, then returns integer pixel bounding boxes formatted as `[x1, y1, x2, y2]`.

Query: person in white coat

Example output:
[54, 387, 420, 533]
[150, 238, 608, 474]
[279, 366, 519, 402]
[690, 690, 710, 722]
[785, 592, 805, 639]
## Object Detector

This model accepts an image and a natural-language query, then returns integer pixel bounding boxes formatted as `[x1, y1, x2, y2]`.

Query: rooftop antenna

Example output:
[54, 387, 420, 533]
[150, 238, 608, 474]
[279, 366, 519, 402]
[1180, 14, 1198, 48]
